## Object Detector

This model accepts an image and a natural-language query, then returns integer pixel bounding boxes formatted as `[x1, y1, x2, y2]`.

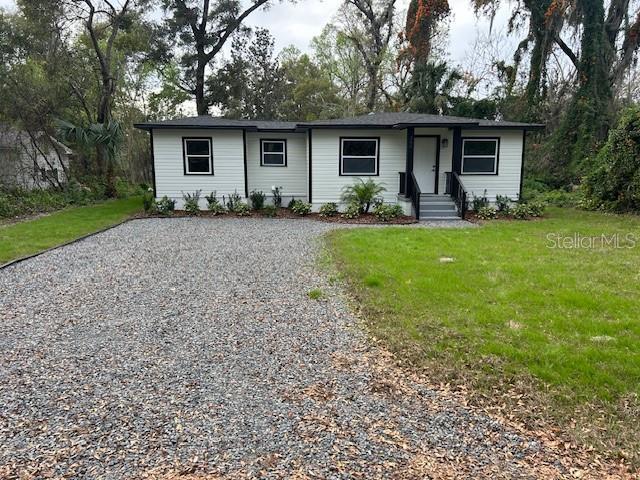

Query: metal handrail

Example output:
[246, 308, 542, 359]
[445, 171, 467, 219]
[407, 171, 421, 219]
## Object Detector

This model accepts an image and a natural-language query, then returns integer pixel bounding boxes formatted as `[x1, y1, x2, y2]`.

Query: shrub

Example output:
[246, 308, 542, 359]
[271, 186, 283, 208]
[319, 202, 339, 217]
[495, 195, 512, 213]
[373, 203, 403, 222]
[341, 202, 361, 219]
[225, 191, 242, 211]
[291, 201, 312, 216]
[261, 204, 277, 217]
[471, 190, 489, 212]
[582, 107, 640, 212]
[476, 206, 497, 220]
[205, 191, 226, 215]
[512, 203, 531, 219]
[527, 201, 545, 217]
[233, 202, 251, 216]
[249, 190, 266, 210]
[142, 188, 155, 213]
[341, 179, 386, 213]
[156, 196, 176, 215]
[287, 197, 299, 209]
[182, 190, 201, 215]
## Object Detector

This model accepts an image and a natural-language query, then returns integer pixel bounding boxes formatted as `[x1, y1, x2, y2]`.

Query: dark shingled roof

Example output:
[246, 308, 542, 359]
[134, 112, 543, 131]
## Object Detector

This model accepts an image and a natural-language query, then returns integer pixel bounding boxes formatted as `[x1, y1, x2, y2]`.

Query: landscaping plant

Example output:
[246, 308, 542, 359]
[233, 202, 251, 216]
[205, 191, 226, 215]
[341, 202, 361, 219]
[341, 179, 386, 213]
[319, 202, 339, 217]
[291, 201, 312, 216]
[271, 186, 283, 208]
[476, 205, 497, 220]
[373, 202, 403, 222]
[156, 196, 176, 215]
[495, 195, 512, 213]
[471, 190, 489, 212]
[225, 191, 243, 211]
[261, 204, 277, 217]
[142, 188, 155, 213]
[182, 190, 201, 215]
[249, 190, 266, 210]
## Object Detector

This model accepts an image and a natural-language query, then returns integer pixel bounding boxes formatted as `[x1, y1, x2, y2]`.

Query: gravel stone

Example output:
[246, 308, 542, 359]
[0, 218, 572, 478]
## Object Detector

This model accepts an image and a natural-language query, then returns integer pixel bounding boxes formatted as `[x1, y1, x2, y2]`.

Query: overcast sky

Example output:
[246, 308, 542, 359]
[0, 0, 515, 67]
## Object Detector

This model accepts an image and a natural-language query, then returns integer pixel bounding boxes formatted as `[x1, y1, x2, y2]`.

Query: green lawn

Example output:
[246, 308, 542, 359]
[327, 208, 640, 459]
[0, 197, 142, 264]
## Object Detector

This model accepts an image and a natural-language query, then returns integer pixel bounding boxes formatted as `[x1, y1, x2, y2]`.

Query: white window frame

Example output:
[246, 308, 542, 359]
[461, 138, 499, 175]
[260, 139, 287, 167]
[340, 137, 379, 176]
[183, 137, 213, 175]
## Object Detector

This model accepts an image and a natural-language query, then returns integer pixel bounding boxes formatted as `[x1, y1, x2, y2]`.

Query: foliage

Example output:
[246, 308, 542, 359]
[156, 196, 176, 215]
[182, 190, 201, 215]
[476, 205, 497, 220]
[341, 179, 386, 213]
[291, 201, 312, 216]
[205, 191, 226, 215]
[233, 202, 251, 216]
[511, 201, 545, 219]
[471, 191, 489, 212]
[373, 202, 403, 222]
[249, 190, 266, 210]
[403, 61, 462, 114]
[271, 186, 283, 207]
[319, 202, 339, 217]
[288, 198, 301, 209]
[341, 202, 361, 219]
[495, 195, 512, 213]
[307, 288, 323, 300]
[142, 188, 155, 213]
[261, 204, 277, 217]
[582, 108, 640, 212]
[225, 191, 243, 211]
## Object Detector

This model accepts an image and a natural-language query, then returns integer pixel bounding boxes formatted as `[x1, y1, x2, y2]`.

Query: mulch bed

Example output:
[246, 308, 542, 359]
[465, 212, 545, 223]
[139, 208, 418, 225]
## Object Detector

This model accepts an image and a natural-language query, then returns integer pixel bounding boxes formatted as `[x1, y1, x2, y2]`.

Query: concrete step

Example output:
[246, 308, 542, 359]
[420, 195, 452, 203]
[420, 202, 457, 211]
[419, 209, 460, 218]
[420, 215, 462, 221]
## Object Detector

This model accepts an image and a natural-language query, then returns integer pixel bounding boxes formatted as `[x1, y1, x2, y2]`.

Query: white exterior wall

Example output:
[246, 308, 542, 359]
[458, 129, 523, 203]
[153, 128, 245, 209]
[311, 129, 405, 209]
[246, 132, 307, 202]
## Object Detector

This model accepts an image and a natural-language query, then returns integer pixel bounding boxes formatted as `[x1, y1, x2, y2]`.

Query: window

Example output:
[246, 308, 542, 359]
[461, 138, 499, 174]
[260, 139, 287, 166]
[340, 138, 379, 175]
[183, 138, 213, 174]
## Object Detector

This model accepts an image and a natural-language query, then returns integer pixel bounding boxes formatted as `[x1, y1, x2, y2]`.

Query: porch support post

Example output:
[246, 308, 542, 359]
[404, 127, 414, 195]
[451, 127, 462, 174]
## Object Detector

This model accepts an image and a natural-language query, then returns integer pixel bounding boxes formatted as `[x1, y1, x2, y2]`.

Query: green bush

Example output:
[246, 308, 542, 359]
[182, 190, 201, 215]
[341, 202, 361, 219]
[233, 202, 251, 216]
[156, 196, 176, 215]
[142, 188, 155, 212]
[583, 107, 640, 212]
[319, 202, 339, 217]
[288, 197, 300, 209]
[225, 191, 243, 211]
[205, 191, 226, 215]
[495, 195, 512, 213]
[271, 186, 283, 207]
[341, 179, 386, 213]
[471, 190, 489, 212]
[261, 204, 277, 217]
[373, 203, 403, 222]
[476, 206, 497, 220]
[511, 202, 545, 219]
[291, 201, 312, 216]
[249, 190, 266, 210]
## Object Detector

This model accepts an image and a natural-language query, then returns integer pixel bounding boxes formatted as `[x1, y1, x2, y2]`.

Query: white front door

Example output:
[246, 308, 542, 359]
[413, 137, 438, 194]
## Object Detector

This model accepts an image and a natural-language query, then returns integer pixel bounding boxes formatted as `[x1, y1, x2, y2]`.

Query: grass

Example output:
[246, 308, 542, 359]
[0, 196, 142, 264]
[308, 288, 324, 300]
[326, 208, 640, 462]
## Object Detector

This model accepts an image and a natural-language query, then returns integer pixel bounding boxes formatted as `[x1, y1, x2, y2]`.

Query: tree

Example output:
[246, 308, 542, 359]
[158, 0, 277, 115]
[337, 0, 397, 110]
[404, 60, 461, 114]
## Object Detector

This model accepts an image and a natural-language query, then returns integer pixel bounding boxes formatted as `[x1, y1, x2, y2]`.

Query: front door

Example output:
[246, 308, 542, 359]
[413, 136, 439, 194]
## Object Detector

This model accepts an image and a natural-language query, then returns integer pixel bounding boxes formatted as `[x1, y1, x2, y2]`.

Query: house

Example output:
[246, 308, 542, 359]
[134, 112, 543, 220]
[0, 123, 72, 190]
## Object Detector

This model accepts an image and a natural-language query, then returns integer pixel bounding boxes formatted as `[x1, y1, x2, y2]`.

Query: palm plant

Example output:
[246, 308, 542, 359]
[57, 119, 124, 197]
[341, 178, 386, 213]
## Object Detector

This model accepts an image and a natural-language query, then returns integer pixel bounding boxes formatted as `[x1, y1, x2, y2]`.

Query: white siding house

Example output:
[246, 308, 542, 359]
[136, 113, 542, 219]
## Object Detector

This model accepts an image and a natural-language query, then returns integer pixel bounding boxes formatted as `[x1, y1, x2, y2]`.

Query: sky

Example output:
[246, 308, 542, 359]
[0, 0, 515, 68]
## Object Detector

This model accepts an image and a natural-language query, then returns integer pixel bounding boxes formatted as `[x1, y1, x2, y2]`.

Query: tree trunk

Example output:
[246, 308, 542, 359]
[195, 58, 208, 115]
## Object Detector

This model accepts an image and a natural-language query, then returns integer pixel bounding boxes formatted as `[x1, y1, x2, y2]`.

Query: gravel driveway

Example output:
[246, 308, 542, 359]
[0, 218, 601, 478]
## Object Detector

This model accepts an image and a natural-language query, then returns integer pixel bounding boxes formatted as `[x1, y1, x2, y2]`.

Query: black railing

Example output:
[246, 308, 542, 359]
[445, 171, 467, 219]
[407, 171, 421, 219]
[399, 171, 406, 195]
